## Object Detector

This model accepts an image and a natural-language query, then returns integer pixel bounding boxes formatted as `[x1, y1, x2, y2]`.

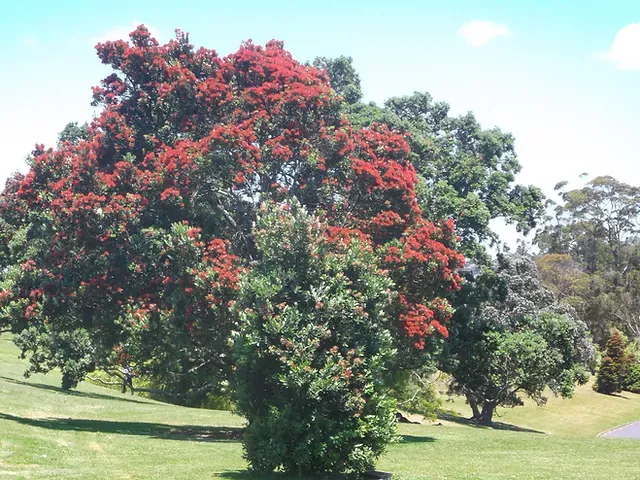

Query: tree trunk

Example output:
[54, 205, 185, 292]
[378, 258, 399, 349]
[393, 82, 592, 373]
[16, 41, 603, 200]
[466, 392, 481, 420]
[478, 402, 496, 426]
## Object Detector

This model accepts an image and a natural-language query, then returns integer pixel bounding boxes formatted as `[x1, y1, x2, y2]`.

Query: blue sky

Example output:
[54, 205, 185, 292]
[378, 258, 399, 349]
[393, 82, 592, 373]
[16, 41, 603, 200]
[1, 0, 639, 242]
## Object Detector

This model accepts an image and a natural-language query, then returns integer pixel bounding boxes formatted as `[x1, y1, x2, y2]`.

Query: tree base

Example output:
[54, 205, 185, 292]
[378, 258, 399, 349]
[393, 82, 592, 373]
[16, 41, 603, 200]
[365, 471, 392, 479]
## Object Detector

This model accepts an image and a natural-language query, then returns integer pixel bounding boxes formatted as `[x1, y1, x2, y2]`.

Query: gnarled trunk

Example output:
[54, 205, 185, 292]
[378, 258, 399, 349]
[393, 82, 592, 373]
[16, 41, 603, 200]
[477, 401, 496, 426]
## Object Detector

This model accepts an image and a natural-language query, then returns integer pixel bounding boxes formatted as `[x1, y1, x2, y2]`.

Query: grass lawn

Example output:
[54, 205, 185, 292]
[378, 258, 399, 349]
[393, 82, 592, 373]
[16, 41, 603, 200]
[1, 334, 640, 479]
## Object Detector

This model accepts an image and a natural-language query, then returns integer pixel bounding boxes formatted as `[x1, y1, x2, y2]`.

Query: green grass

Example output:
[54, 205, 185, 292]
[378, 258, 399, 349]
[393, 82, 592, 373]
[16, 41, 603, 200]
[1, 334, 640, 479]
[439, 379, 640, 437]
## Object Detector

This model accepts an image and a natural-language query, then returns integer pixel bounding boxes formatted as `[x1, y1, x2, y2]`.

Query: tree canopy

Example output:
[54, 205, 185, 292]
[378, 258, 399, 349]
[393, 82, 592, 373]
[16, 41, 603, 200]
[0, 27, 462, 399]
[315, 56, 545, 261]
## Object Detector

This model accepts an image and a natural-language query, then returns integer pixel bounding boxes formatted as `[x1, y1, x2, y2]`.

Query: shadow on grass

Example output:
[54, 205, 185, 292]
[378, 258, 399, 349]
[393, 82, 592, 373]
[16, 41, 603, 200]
[399, 434, 436, 443]
[0, 412, 244, 442]
[438, 412, 545, 434]
[218, 471, 361, 480]
[606, 392, 632, 400]
[0, 376, 148, 404]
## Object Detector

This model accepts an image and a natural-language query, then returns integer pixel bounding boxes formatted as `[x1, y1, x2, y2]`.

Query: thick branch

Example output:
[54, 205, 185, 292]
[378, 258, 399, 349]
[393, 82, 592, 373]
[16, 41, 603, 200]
[86, 375, 122, 386]
[133, 383, 216, 399]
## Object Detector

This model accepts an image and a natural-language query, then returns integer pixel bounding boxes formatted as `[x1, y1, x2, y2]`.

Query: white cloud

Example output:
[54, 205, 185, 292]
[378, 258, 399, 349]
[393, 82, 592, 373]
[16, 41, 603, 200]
[90, 21, 160, 45]
[600, 23, 640, 71]
[458, 20, 512, 47]
[22, 36, 37, 47]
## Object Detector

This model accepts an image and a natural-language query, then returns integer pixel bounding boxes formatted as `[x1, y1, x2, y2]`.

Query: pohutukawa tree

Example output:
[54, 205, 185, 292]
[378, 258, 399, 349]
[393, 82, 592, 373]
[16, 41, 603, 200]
[0, 26, 463, 399]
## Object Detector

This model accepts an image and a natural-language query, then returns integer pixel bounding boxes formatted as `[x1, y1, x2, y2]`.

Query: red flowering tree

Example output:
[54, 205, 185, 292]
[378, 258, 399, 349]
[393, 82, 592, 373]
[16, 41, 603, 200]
[0, 26, 462, 395]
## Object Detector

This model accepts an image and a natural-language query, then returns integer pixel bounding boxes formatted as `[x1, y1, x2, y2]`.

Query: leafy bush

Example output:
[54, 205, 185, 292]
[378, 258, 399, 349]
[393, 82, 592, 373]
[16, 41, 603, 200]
[233, 202, 397, 475]
[624, 364, 640, 394]
[444, 254, 595, 425]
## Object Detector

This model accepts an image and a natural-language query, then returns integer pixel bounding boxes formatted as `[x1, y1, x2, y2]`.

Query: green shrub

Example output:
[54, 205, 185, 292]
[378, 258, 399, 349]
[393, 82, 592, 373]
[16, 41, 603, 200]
[233, 202, 397, 475]
[594, 329, 627, 394]
[623, 364, 640, 393]
[595, 356, 623, 394]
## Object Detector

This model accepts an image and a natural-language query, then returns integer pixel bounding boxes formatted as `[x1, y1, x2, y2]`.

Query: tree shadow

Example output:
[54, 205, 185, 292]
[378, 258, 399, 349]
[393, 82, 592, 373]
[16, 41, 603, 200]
[0, 376, 148, 404]
[0, 412, 244, 442]
[218, 471, 360, 480]
[398, 434, 436, 443]
[606, 392, 632, 400]
[438, 412, 545, 434]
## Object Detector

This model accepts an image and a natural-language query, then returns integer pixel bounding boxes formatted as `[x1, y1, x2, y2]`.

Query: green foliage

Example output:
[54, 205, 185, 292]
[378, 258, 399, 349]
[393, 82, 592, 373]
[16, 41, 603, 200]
[315, 63, 546, 261]
[594, 329, 628, 394]
[595, 357, 623, 394]
[623, 364, 640, 393]
[389, 368, 444, 420]
[233, 202, 397, 475]
[57, 121, 88, 146]
[312, 56, 362, 104]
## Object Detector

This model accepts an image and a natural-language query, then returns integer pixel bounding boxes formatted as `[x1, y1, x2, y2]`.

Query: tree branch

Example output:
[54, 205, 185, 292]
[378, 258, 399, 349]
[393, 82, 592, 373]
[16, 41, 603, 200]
[86, 375, 122, 386]
[132, 383, 216, 399]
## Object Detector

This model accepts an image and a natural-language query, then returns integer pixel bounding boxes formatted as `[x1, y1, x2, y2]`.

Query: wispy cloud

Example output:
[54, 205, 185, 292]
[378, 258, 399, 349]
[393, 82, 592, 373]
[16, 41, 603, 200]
[90, 21, 160, 45]
[599, 23, 640, 71]
[458, 20, 512, 47]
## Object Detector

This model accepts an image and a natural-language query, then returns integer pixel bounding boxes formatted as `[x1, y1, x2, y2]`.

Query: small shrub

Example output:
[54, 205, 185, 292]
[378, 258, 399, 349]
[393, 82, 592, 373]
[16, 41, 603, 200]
[595, 356, 623, 394]
[623, 364, 640, 394]
[594, 329, 627, 394]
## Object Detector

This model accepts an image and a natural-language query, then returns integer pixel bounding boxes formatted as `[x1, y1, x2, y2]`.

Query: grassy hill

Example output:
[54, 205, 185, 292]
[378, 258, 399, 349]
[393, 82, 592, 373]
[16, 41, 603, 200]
[1, 334, 640, 479]
[440, 378, 640, 437]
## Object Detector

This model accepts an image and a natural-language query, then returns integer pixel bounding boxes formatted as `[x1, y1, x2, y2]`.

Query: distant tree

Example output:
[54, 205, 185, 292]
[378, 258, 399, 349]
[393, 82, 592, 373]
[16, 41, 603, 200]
[536, 253, 615, 344]
[537, 175, 640, 273]
[234, 202, 396, 475]
[536, 253, 586, 299]
[594, 329, 628, 394]
[443, 254, 595, 425]
[536, 176, 640, 344]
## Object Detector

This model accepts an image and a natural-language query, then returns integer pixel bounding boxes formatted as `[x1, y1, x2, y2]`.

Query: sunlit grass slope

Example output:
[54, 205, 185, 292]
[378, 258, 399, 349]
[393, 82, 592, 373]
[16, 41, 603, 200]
[1, 334, 639, 479]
